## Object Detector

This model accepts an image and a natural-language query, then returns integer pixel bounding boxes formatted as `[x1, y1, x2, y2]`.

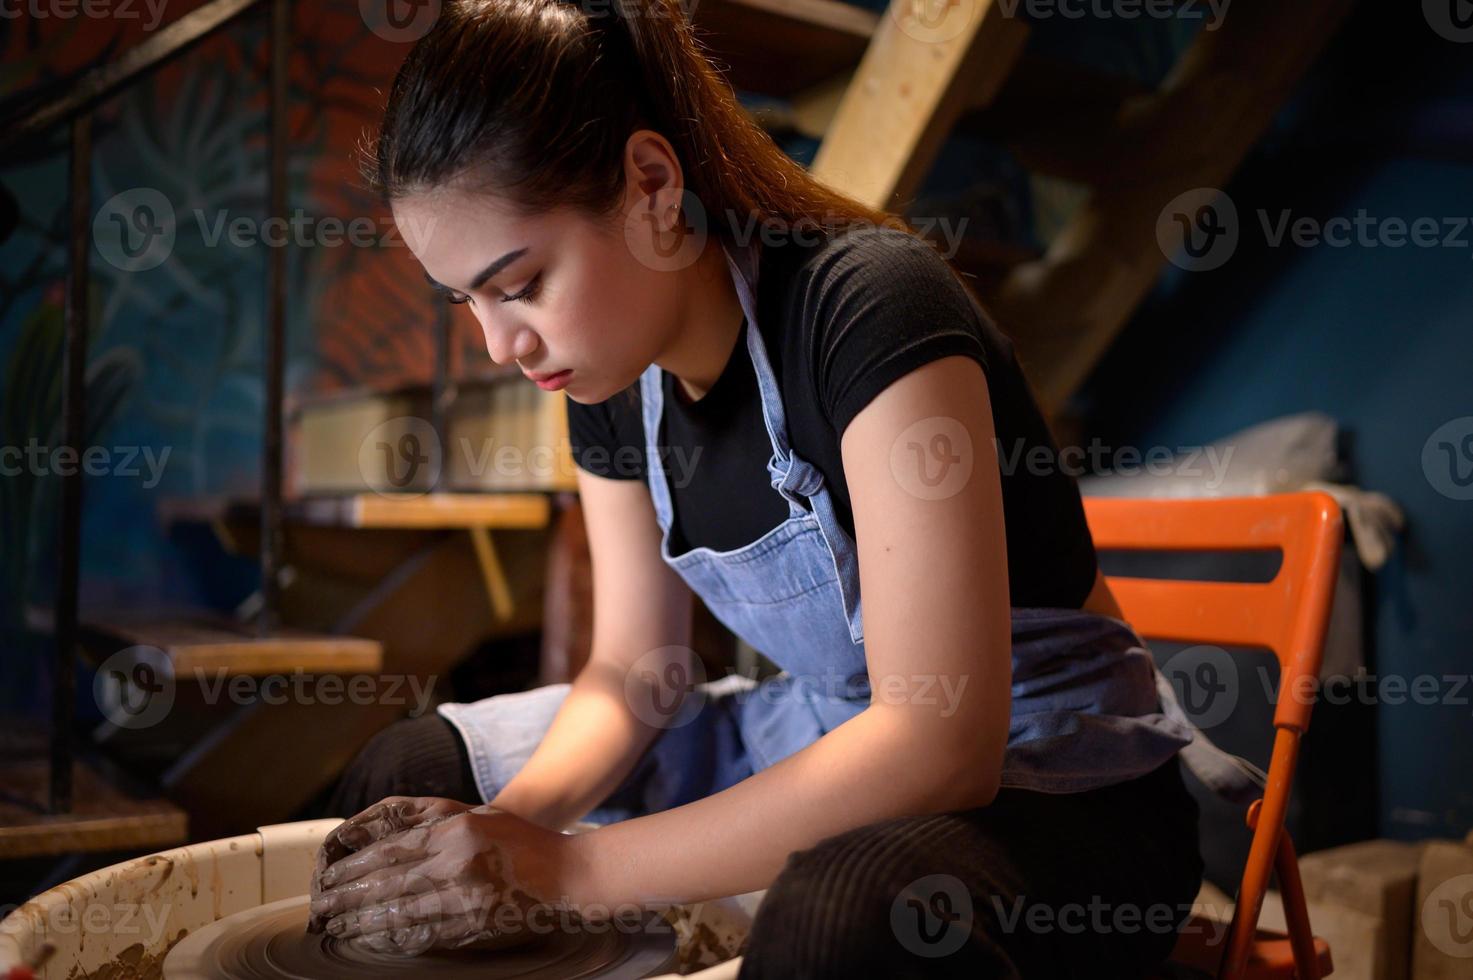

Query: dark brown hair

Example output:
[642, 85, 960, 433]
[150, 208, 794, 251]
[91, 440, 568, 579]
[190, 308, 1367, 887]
[367, 0, 912, 244]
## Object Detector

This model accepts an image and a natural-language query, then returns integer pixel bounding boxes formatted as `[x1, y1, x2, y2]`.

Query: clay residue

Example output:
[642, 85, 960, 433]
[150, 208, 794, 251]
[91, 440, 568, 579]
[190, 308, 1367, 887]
[659, 906, 743, 975]
[140, 857, 173, 899]
[210, 856, 223, 924]
[66, 928, 188, 980]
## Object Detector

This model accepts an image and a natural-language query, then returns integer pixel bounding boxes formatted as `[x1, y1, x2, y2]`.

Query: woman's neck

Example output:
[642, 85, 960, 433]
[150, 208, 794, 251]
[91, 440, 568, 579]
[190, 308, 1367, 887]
[658, 238, 747, 405]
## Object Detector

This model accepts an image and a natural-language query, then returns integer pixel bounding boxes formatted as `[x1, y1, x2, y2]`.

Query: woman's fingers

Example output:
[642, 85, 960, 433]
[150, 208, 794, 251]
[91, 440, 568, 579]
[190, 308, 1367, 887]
[321, 829, 432, 889]
[333, 898, 536, 954]
[348, 924, 438, 957]
[317, 797, 417, 873]
[328, 797, 436, 855]
[325, 888, 477, 941]
[310, 863, 436, 920]
[309, 798, 473, 934]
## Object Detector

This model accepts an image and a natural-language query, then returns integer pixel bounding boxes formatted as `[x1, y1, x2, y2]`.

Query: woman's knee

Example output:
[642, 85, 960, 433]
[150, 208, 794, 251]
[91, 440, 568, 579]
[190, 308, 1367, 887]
[738, 815, 1020, 979]
[328, 713, 481, 817]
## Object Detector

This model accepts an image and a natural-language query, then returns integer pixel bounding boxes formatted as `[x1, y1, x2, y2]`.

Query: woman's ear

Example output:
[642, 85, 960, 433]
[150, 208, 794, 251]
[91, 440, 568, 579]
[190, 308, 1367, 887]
[623, 129, 684, 228]
[621, 129, 705, 273]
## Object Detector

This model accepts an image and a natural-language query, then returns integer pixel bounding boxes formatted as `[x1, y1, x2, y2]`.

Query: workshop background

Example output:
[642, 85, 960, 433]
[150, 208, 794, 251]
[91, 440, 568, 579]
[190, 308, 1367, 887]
[2, 0, 1472, 974]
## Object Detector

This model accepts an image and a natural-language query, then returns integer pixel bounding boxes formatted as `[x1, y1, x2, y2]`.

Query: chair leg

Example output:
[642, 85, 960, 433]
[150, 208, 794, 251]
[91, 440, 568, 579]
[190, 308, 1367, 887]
[1273, 828, 1321, 980]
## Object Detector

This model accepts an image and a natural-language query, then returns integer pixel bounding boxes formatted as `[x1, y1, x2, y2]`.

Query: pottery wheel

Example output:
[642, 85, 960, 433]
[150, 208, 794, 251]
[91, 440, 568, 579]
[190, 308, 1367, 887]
[163, 895, 680, 979]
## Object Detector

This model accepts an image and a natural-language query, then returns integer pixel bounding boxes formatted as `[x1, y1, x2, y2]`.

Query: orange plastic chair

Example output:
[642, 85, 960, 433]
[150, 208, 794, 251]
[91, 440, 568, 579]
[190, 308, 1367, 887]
[1082, 491, 1344, 980]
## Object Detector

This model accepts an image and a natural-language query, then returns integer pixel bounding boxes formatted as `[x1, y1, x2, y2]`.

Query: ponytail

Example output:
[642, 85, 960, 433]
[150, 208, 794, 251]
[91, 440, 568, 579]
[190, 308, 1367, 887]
[368, 0, 912, 245]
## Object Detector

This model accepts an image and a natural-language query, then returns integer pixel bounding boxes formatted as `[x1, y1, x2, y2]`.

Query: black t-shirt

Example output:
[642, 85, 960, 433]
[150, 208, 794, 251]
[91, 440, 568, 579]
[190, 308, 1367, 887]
[567, 225, 1099, 609]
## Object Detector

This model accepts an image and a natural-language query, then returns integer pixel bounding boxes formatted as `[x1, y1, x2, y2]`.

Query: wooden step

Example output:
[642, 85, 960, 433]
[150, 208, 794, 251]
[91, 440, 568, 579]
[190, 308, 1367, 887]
[691, 0, 880, 97]
[0, 757, 186, 860]
[79, 608, 383, 678]
[160, 492, 552, 532]
[292, 492, 551, 530]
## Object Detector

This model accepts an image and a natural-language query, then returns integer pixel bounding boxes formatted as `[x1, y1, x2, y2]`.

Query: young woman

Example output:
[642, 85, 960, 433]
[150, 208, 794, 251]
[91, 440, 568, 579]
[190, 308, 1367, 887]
[310, 0, 1258, 973]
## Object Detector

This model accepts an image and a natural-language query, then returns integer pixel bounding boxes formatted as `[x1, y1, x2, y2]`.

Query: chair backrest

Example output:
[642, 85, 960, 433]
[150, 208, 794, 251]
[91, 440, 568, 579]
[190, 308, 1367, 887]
[1082, 491, 1344, 979]
[1082, 491, 1343, 733]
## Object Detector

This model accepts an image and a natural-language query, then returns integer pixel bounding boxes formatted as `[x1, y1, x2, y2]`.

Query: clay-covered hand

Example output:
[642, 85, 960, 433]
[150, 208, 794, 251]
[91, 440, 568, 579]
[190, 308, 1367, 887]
[309, 795, 471, 932]
[307, 800, 589, 956]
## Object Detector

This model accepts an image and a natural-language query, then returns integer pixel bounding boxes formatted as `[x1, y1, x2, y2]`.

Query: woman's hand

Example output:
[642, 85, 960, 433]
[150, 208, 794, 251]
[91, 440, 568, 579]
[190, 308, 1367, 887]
[308, 797, 592, 955]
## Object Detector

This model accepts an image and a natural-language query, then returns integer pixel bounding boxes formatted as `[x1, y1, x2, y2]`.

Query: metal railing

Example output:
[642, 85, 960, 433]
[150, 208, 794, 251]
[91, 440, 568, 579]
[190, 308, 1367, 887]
[0, 0, 287, 814]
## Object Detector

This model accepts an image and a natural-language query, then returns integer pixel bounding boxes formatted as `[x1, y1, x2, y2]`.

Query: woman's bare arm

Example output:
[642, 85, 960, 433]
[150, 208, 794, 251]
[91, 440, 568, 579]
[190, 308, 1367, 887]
[488, 465, 696, 830]
[564, 355, 1013, 908]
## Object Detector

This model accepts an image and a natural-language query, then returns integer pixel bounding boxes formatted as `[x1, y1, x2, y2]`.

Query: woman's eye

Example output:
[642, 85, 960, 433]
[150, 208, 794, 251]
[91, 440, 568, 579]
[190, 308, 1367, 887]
[445, 292, 471, 306]
[500, 274, 541, 305]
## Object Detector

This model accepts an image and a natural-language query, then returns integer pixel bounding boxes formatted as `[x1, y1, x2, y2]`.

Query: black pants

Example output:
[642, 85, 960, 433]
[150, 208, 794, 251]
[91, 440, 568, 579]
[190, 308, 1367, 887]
[328, 715, 1203, 978]
[323, 713, 482, 818]
[739, 756, 1204, 979]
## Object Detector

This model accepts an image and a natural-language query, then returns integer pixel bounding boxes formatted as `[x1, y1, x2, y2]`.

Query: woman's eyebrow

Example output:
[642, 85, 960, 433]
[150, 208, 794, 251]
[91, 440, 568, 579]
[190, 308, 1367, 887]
[423, 246, 530, 291]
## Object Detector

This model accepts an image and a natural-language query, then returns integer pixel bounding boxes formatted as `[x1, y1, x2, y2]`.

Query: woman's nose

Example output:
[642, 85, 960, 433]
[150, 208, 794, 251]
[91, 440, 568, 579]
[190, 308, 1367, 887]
[481, 320, 539, 366]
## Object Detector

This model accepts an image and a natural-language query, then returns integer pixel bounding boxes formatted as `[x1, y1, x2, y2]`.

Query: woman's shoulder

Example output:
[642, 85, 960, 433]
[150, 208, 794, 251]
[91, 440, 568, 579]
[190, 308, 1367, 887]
[764, 221, 1009, 357]
[759, 222, 1011, 436]
[775, 223, 977, 296]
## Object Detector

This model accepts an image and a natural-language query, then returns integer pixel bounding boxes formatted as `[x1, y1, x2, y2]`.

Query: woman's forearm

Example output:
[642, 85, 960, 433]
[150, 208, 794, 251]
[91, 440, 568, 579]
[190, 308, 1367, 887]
[489, 656, 665, 830]
[567, 703, 999, 911]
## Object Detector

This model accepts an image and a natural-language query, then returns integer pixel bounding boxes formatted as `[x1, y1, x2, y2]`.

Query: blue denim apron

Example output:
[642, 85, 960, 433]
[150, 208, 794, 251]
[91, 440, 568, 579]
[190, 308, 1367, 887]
[439, 239, 1262, 823]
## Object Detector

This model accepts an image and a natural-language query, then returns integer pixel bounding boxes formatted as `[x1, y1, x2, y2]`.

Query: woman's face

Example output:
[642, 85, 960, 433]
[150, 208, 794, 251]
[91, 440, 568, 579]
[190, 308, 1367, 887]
[391, 178, 687, 404]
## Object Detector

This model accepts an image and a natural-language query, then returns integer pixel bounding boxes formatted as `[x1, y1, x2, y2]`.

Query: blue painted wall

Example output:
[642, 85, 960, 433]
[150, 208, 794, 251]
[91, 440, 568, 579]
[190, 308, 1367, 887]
[1082, 4, 1473, 839]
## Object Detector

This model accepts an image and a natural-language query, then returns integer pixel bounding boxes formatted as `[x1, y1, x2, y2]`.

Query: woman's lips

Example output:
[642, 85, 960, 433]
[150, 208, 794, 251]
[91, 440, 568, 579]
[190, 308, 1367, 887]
[529, 369, 572, 391]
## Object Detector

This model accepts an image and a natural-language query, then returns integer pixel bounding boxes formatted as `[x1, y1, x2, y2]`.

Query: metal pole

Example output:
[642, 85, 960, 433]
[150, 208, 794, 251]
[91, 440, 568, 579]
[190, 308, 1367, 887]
[259, 0, 289, 635]
[52, 113, 93, 813]
[431, 298, 450, 493]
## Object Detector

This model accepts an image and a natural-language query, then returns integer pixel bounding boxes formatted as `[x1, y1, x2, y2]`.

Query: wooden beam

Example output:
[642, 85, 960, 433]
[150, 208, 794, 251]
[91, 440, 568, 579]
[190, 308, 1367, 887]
[810, 0, 1030, 212]
[468, 526, 516, 622]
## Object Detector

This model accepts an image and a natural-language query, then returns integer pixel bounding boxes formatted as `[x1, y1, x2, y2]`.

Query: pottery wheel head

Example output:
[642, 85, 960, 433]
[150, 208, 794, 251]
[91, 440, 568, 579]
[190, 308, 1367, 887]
[163, 895, 679, 979]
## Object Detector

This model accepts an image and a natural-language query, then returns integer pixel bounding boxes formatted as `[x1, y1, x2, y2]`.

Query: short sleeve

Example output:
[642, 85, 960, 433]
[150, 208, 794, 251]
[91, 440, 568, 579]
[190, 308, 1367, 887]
[566, 388, 646, 480]
[804, 228, 992, 437]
